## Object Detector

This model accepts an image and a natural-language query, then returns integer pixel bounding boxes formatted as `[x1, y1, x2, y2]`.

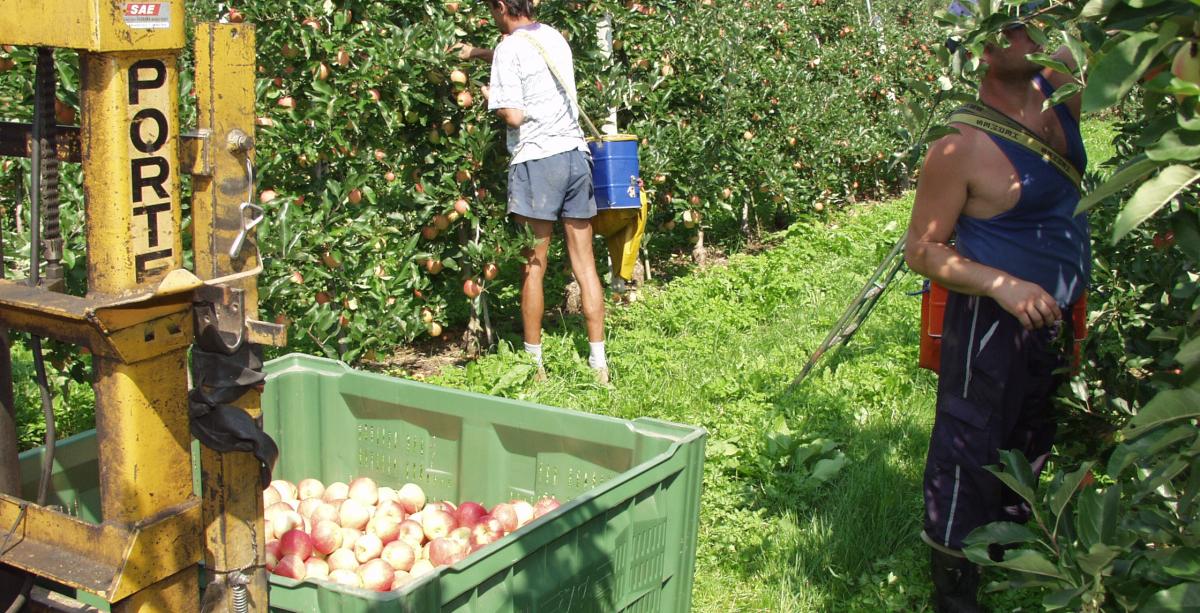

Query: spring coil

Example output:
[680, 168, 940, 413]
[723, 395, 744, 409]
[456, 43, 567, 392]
[230, 581, 249, 613]
[35, 48, 59, 245]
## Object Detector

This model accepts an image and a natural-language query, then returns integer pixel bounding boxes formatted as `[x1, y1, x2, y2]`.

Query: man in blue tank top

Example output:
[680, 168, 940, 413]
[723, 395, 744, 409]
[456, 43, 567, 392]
[904, 2, 1088, 610]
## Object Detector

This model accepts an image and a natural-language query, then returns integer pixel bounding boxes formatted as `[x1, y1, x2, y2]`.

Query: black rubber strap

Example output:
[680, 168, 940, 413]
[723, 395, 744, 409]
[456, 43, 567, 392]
[189, 344, 278, 489]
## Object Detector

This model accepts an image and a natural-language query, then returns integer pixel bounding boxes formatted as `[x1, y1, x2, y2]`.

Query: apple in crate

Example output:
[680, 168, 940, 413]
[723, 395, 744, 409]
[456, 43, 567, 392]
[263, 485, 281, 509]
[397, 519, 424, 549]
[327, 548, 359, 572]
[428, 537, 467, 566]
[396, 483, 426, 514]
[265, 540, 281, 572]
[339, 498, 371, 530]
[391, 571, 414, 590]
[266, 502, 302, 540]
[377, 486, 399, 506]
[274, 554, 307, 580]
[510, 500, 534, 527]
[421, 508, 457, 540]
[305, 558, 330, 580]
[533, 496, 561, 519]
[278, 529, 314, 561]
[375, 500, 406, 522]
[323, 481, 350, 503]
[297, 497, 324, 521]
[311, 501, 340, 525]
[410, 559, 435, 576]
[489, 503, 518, 533]
[297, 478, 325, 501]
[311, 520, 343, 555]
[329, 568, 361, 588]
[348, 477, 379, 507]
[358, 558, 396, 591]
[381, 540, 416, 572]
[368, 514, 403, 544]
[455, 501, 488, 529]
[354, 533, 384, 563]
[270, 479, 298, 502]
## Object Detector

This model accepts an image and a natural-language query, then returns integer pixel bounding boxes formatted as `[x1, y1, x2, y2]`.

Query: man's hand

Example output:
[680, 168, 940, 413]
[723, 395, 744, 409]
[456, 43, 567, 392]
[450, 42, 492, 62]
[987, 275, 1062, 330]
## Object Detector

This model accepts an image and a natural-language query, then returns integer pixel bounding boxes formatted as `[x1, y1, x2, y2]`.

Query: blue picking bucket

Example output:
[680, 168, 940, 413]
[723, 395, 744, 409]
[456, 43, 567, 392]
[588, 134, 641, 210]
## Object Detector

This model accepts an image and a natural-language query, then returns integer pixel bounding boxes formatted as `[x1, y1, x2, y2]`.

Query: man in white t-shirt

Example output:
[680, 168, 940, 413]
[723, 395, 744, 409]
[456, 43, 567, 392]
[456, 0, 609, 384]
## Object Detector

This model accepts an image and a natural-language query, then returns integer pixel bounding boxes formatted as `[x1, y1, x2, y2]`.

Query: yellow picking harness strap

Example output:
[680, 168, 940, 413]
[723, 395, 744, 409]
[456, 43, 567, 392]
[514, 30, 605, 142]
[948, 103, 1082, 191]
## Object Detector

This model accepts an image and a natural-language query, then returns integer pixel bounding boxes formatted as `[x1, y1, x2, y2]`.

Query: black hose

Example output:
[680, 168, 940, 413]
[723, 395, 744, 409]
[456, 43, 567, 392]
[30, 336, 54, 507]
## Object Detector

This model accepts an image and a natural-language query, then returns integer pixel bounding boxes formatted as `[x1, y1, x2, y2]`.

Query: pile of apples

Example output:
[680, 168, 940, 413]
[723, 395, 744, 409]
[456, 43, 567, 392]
[263, 477, 561, 591]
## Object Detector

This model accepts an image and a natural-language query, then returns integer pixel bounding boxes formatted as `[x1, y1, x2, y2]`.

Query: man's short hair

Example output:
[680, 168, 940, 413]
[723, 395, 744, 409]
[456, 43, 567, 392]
[488, 0, 536, 18]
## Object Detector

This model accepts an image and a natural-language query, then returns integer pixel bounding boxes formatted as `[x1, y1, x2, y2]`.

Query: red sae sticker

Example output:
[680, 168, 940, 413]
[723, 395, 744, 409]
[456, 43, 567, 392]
[124, 3, 171, 29]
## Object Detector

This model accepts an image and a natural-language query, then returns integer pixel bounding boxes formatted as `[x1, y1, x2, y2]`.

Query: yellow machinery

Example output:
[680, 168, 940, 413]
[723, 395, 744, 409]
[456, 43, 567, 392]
[0, 2, 282, 611]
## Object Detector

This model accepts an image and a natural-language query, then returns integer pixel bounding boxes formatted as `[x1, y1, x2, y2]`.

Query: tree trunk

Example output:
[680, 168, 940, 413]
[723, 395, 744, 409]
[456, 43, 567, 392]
[740, 198, 751, 239]
[692, 228, 707, 266]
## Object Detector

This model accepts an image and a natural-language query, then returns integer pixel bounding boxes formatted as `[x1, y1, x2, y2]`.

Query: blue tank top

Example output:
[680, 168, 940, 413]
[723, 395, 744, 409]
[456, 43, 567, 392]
[954, 74, 1090, 307]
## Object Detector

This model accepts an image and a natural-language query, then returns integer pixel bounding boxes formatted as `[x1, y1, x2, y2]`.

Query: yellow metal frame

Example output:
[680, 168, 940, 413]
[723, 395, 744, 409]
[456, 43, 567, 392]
[192, 23, 272, 612]
[0, 6, 273, 612]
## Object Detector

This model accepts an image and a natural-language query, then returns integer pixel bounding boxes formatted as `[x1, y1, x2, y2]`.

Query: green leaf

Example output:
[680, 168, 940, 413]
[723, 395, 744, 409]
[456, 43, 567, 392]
[490, 363, 534, 394]
[995, 549, 1066, 579]
[1177, 336, 1200, 368]
[1082, 27, 1176, 113]
[311, 79, 336, 97]
[1172, 210, 1200, 263]
[1112, 165, 1200, 244]
[1163, 548, 1200, 581]
[1063, 33, 1089, 70]
[1043, 587, 1085, 610]
[1028, 53, 1072, 75]
[1051, 462, 1095, 522]
[1109, 425, 1198, 476]
[1123, 386, 1200, 439]
[1080, 0, 1121, 19]
[1076, 543, 1121, 576]
[963, 521, 1039, 546]
[1075, 154, 1158, 215]
[809, 453, 846, 483]
[1075, 486, 1120, 548]
[1148, 129, 1200, 162]
[988, 449, 1039, 504]
[1046, 83, 1082, 109]
[1141, 582, 1200, 612]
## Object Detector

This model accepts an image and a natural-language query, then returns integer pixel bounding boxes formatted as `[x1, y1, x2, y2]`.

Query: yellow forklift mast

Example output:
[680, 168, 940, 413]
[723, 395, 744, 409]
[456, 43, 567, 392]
[0, 2, 282, 610]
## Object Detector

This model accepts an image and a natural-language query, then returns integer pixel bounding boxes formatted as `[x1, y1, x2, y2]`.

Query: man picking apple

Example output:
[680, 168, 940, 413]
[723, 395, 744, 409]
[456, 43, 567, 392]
[457, 0, 609, 384]
[904, 1, 1089, 610]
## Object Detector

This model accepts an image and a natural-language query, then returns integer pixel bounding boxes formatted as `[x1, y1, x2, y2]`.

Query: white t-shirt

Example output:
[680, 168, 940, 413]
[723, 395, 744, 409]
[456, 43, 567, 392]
[488, 23, 588, 166]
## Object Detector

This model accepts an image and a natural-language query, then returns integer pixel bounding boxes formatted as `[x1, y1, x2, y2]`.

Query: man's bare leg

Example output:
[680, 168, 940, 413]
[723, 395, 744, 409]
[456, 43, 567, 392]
[563, 218, 606, 342]
[564, 217, 609, 384]
[515, 215, 555, 347]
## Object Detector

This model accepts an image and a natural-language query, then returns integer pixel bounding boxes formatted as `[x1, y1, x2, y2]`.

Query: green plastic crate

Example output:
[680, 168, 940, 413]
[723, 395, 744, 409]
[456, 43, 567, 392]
[18, 353, 707, 612]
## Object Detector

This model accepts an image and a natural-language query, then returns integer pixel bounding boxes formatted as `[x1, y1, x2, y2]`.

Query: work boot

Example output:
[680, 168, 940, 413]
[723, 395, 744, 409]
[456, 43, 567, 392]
[930, 547, 985, 613]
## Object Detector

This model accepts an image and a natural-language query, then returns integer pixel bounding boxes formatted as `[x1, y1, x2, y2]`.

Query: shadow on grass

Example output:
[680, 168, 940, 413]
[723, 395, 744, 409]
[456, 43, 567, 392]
[728, 311, 936, 610]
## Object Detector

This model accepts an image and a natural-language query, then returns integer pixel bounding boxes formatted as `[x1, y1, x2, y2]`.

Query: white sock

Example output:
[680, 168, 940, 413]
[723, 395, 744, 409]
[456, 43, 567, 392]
[524, 342, 543, 367]
[588, 341, 607, 370]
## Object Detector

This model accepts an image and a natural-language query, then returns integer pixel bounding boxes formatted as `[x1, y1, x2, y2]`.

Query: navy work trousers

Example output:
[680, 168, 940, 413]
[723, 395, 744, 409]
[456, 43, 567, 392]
[923, 291, 1071, 551]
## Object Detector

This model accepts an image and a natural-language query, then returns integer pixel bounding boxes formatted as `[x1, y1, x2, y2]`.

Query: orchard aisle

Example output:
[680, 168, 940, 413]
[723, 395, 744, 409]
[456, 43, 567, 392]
[430, 194, 980, 611]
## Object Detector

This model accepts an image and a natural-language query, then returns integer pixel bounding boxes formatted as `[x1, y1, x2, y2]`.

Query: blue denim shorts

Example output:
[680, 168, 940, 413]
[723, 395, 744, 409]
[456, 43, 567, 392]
[507, 149, 596, 221]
